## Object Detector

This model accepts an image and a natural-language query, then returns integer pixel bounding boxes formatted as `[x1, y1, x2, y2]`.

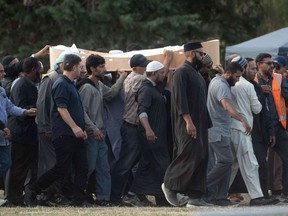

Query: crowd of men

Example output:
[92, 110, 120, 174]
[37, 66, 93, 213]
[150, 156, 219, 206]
[0, 41, 288, 208]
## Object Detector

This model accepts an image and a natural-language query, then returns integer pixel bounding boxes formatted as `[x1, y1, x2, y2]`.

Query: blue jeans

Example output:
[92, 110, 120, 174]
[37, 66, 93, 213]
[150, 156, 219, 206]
[86, 137, 111, 201]
[0, 145, 11, 177]
[110, 122, 141, 200]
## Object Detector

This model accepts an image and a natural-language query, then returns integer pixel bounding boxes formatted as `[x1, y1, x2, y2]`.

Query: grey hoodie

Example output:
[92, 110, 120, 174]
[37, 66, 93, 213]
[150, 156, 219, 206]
[78, 75, 125, 137]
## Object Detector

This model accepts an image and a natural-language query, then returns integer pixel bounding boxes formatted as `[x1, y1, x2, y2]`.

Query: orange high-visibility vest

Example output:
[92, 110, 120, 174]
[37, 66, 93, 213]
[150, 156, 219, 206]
[254, 73, 287, 129]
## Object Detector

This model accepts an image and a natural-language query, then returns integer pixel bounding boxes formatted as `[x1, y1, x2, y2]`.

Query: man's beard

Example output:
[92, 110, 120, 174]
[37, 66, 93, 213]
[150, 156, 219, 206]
[227, 76, 235, 86]
[34, 71, 41, 83]
[192, 57, 203, 71]
[265, 68, 273, 76]
[155, 79, 164, 87]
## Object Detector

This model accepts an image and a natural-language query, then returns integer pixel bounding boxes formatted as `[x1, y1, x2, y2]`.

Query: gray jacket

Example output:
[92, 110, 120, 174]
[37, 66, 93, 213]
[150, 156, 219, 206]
[78, 75, 125, 137]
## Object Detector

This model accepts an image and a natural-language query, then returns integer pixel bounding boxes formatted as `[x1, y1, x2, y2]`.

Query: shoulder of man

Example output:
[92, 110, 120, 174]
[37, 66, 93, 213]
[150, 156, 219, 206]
[43, 70, 60, 83]
[130, 73, 145, 82]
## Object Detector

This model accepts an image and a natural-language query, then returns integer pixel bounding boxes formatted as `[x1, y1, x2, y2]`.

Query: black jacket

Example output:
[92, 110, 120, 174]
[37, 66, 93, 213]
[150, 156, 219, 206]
[8, 76, 38, 145]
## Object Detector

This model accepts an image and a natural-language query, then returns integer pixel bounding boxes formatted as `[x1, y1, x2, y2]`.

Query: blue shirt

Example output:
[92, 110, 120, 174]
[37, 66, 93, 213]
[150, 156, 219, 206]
[0, 87, 25, 146]
[51, 75, 85, 141]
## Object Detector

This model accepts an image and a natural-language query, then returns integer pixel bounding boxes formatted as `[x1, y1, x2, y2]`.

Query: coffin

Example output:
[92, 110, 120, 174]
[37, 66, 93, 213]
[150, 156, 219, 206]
[49, 40, 219, 71]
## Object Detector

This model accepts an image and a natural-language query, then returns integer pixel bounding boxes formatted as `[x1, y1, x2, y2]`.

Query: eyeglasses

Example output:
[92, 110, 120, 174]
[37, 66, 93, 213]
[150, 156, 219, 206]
[261, 61, 273, 66]
[193, 51, 204, 57]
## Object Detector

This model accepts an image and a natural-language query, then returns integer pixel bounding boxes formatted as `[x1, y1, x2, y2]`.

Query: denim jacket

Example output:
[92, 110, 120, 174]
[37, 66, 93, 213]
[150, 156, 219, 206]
[0, 87, 25, 146]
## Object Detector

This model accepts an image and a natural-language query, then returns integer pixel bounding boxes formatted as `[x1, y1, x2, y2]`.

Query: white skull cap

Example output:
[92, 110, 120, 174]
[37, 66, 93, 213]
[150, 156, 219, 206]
[146, 61, 164, 73]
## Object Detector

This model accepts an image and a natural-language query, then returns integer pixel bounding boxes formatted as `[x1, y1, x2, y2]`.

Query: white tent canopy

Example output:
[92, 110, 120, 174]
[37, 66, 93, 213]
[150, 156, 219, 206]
[225, 27, 288, 59]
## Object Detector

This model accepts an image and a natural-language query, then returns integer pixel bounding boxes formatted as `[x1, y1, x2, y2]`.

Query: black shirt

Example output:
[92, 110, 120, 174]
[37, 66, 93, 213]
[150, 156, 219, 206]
[51, 75, 85, 141]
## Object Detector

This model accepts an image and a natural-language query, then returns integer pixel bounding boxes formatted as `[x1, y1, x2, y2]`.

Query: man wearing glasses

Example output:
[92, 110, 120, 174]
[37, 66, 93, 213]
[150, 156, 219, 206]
[254, 53, 288, 203]
[162, 41, 211, 207]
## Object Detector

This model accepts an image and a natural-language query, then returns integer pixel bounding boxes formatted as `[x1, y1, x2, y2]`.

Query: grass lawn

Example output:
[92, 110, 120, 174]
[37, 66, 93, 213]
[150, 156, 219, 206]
[0, 206, 197, 216]
[3, 192, 288, 216]
[0, 191, 250, 216]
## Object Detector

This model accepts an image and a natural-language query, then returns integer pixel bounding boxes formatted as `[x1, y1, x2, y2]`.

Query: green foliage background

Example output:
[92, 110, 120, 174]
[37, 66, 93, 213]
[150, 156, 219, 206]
[0, 0, 287, 64]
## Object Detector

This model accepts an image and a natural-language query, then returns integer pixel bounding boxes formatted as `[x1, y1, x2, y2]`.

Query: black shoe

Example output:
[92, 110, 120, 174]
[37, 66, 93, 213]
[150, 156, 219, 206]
[47, 194, 72, 207]
[122, 195, 151, 207]
[137, 195, 153, 206]
[250, 197, 280, 206]
[271, 190, 282, 195]
[155, 195, 170, 207]
[24, 185, 38, 206]
[86, 193, 95, 204]
[36, 192, 54, 206]
[70, 198, 86, 207]
[110, 196, 123, 206]
[81, 199, 94, 207]
[95, 200, 114, 207]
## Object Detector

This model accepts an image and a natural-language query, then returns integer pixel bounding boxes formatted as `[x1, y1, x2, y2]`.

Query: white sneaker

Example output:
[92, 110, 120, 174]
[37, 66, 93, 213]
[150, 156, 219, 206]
[0, 199, 8, 206]
[161, 183, 179, 206]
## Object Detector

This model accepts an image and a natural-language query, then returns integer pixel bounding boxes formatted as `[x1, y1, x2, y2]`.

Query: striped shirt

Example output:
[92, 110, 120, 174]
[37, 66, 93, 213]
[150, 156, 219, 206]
[123, 71, 145, 125]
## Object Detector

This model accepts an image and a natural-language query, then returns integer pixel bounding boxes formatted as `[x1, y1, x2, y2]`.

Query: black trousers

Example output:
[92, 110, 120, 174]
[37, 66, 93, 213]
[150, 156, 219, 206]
[271, 126, 288, 196]
[36, 135, 88, 199]
[7, 142, 38, 204]
[252, 124, 288, 197]
[110, 123, 141, 202]
[252, 134, 269, 197]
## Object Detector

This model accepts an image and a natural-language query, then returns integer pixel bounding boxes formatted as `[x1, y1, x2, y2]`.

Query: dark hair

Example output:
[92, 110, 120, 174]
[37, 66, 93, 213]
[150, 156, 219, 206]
[226, 62, 243, 74]
[274, 63, 281, 70]
[22, 57, 40, 74]
[245, 57, 254, 63]
[63, 54, 81, 71]
[225, 54, 238, 68]
[2, 55, 16, 66]
[146, 72, 154, 77]
[255, 53, 271, 63]
[85, 54, 105, 75]
[126, 43, 143, 52]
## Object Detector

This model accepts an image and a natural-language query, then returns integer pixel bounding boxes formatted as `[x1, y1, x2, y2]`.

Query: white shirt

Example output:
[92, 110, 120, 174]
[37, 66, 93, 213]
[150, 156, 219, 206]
[231, 76, 262, 132]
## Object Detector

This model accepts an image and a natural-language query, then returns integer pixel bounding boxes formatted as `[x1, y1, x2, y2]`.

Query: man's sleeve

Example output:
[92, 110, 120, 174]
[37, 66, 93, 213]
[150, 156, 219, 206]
[137, 85, 152, 118]
[217, 84, 232, 102]
[172, 70, 189, 115]
[37, 77, 53, 129]
[78, 85, 99, 134]
[52, 83, 69, 108]
[103, 75, 125, 101]
[248, 84, 262, 114]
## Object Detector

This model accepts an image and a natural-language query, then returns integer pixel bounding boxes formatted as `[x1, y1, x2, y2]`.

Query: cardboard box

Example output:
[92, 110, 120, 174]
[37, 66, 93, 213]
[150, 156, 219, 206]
[49, 40, 219, 71]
